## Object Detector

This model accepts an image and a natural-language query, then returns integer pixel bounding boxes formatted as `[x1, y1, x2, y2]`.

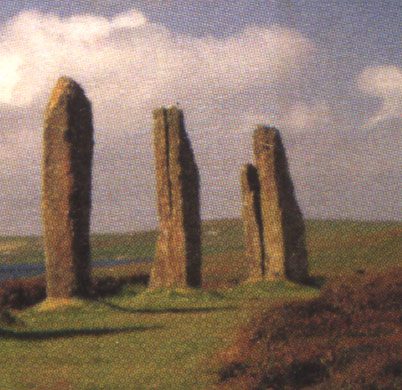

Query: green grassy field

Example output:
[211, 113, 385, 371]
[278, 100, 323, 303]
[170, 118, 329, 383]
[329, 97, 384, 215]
[0, 218, 401, 389]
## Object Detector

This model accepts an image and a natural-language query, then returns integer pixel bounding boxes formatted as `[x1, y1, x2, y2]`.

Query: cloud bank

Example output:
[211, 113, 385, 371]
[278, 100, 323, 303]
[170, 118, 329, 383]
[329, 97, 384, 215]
[357, 65, 402, 128]
[0, 10, 313, 113]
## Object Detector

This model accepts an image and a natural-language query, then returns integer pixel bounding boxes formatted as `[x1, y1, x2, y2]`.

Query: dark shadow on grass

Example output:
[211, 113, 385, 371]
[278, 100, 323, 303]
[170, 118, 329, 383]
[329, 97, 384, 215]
[103, 301, 237, 314]
[0, 324, 163, 340]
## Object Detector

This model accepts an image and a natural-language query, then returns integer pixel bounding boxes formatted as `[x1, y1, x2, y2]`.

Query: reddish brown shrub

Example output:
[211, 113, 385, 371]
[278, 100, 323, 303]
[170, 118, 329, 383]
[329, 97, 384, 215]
[216, 267, 402, 390]
[0, 271, 150, 310]
[118, 272, 149, 286]
[0, 277, 46, 310]
[87, 276, 123, 298]
[88, 272, 149, 298]
[320, 267, 402, 313]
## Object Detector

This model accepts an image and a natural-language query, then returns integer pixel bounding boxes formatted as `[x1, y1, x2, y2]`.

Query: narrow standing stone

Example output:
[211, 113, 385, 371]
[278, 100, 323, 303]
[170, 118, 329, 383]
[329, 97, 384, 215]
[240, 164, 264, 281]
[253, 126, 308, 282]
[42, 77, 94, 298]
[149, 106, 201, 289]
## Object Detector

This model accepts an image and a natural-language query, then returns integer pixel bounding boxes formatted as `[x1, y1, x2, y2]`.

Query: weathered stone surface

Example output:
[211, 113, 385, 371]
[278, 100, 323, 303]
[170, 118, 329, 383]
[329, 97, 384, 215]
[149, 106, 201, 289]
[41, 77, 94, 298]
[253, 126, 308, 282]
[240, 163, 264, 281]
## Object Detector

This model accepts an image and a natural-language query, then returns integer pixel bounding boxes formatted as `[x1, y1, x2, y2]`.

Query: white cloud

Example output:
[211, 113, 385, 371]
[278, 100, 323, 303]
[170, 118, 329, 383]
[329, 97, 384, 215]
[0, 10, 148, 106]
[358, 65, 402, 97]
[0, 9, 313, 110]
[357, 65, 402, 128]
[112, 10, 147, 29]
[282, 100, 332, 131]
[0, 54, 22, 104]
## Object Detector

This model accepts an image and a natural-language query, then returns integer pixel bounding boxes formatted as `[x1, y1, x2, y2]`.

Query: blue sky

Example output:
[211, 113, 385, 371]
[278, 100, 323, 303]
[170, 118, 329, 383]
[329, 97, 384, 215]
[0, 0, 401, 234]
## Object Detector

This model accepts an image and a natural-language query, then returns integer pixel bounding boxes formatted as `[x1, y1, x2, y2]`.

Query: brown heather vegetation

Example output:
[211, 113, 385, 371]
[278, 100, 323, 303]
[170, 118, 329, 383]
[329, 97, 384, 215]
[216, 267, 402, 390]
[0, 273, 149, 311]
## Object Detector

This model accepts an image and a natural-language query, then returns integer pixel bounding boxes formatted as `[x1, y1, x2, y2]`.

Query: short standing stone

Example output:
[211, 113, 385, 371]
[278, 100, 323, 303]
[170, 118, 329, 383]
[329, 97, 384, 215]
[149, 106, 201, 289]
[42, 77, 94, 298]
[240, 163, 264, 281]
[253, 126, 308, 282]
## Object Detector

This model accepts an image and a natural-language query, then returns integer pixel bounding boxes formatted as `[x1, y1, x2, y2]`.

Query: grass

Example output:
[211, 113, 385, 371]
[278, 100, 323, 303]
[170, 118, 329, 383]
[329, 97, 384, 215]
[0, 292, 258, 389]
[306, 219, 402, 275]
[0, 218, 401, 389]
[0, 287, 319, 390]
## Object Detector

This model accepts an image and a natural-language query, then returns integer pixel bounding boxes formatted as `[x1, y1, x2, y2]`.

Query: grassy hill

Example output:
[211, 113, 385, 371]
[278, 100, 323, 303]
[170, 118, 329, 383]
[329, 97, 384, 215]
[0, 219, 401, 389]
[1, 218, 402, 277]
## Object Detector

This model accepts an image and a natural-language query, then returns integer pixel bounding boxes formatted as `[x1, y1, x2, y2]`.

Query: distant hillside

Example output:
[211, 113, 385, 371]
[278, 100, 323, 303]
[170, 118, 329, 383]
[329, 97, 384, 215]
[0, 218, 401, 282]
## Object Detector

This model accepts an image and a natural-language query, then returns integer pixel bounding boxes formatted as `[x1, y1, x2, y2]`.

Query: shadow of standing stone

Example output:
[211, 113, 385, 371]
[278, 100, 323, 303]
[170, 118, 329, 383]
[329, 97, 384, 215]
[253, 126, 308, 282]
[41, 77, 94, 298]
[149, 106, 201, 289]
[240, 164, 265, 281]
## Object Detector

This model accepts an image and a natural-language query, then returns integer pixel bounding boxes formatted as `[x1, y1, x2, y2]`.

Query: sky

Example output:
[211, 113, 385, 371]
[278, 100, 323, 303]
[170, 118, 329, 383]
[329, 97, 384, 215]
[0, 0, 401, 235]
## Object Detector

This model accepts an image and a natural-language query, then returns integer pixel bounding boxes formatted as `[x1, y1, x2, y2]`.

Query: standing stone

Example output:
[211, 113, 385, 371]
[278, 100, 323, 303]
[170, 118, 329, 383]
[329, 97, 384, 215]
[253, 126, 308, 282]
[42, 77, 94, 298]
[149, 106, 201, 289]
[240, 164, 264, 281]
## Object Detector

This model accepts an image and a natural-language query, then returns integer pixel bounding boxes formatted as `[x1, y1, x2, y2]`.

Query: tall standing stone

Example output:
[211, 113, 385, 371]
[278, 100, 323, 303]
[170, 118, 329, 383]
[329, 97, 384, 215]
[149, 106, 201, 289]
[240, 164, 264, 281]
[42, 77, 94, 298]
[253, 126, 308, 282]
